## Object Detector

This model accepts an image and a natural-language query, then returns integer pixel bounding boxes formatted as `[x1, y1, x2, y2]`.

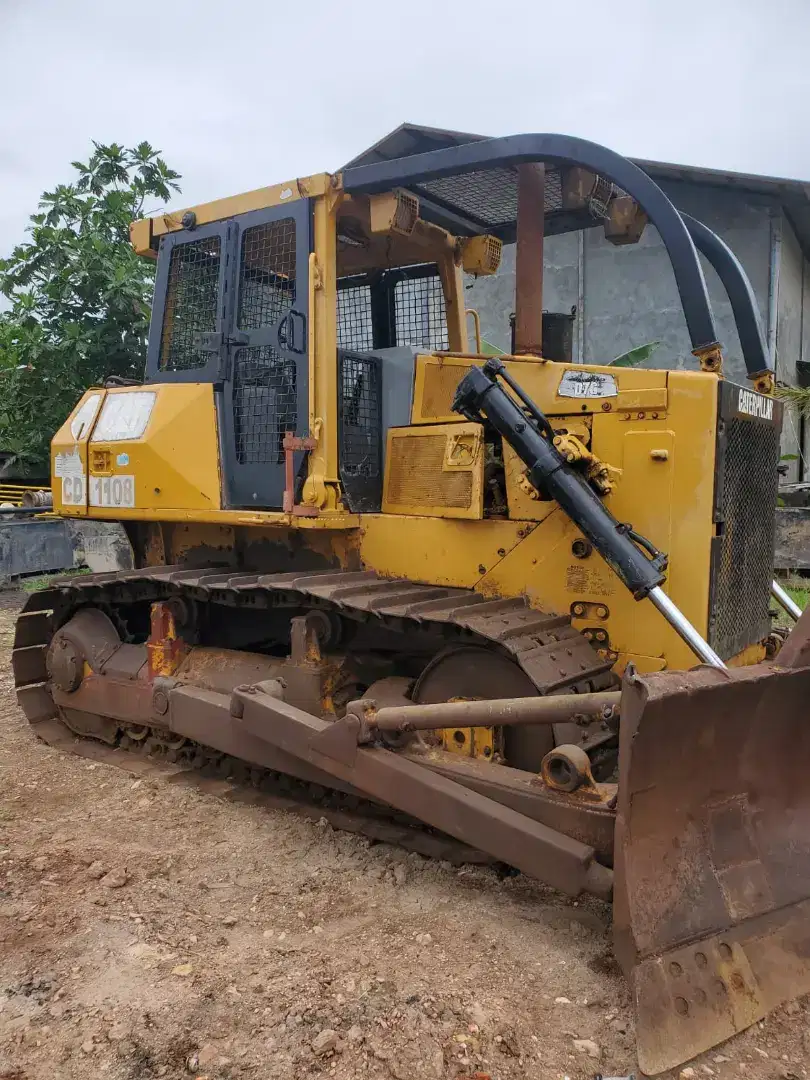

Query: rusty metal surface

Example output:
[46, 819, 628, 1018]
[773, 603, 810, 668]
[13, 587, 619, 894]
[614, 662, 810, 1074]
[14, 564, 612, 699]
[371, 689, 620, 731]
[514, 163, 545, 355]
[229, 681, 613, 900]
[405, 746, 616, 863]
[175, 647, 287, 693]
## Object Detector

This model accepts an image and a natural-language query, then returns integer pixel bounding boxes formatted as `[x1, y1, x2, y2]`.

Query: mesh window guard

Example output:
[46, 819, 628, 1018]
[393, 271, 449, 350]
[233, 346, 297, 466]
[337, 282, 374, 351]
[339, 352, 381, 476]
[338, 351, 382, 512]
[238, 219, 296, 329]
[159, 236, 221, 370]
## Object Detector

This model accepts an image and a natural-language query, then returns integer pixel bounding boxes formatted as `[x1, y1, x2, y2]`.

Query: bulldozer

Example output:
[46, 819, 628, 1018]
[12, 123, 810, 1074]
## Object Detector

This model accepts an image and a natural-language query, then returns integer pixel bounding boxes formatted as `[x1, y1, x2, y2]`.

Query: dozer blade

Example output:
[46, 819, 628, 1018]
[613, 662, 810, 1075]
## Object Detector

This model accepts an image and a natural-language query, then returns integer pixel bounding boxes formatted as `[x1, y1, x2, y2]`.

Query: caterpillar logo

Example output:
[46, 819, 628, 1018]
[738, 388, 774, 421]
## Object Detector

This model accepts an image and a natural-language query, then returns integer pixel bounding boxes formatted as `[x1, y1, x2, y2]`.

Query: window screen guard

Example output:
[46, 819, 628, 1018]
[145, 219, 232, 384]
[337, 265, 448, 353]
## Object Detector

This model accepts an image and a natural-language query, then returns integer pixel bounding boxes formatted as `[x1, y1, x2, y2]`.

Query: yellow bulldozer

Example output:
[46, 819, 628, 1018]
[12, 123, 810, 1074]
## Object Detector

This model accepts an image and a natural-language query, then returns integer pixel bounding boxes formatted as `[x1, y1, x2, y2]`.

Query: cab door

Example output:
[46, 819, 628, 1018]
[219, 200, 311, 508]
[145, 220, 234, 384]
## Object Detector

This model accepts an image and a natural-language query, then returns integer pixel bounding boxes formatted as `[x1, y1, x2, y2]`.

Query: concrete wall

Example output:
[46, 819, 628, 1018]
[464, 179, 810, 475]
[776, 218, 805, 477]
[465, 181, 779, 386]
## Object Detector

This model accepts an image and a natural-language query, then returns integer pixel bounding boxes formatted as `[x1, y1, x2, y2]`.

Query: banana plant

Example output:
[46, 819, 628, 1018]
[607, 341, 661, 367]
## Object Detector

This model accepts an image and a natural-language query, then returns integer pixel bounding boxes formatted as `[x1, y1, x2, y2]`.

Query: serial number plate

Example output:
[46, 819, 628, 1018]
[89, 475, 135, 508]
[558, 370, 617, 399]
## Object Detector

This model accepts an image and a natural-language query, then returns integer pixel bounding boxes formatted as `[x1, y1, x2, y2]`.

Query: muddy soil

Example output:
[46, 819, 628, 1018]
[0, 591, 807, 1080]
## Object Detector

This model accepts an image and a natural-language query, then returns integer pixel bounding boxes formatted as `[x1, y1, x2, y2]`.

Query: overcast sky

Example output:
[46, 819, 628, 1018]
[1, 0, 809, 256]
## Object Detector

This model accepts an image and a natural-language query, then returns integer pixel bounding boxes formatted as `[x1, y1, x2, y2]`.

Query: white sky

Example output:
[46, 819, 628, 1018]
[1, 0, 809, 257]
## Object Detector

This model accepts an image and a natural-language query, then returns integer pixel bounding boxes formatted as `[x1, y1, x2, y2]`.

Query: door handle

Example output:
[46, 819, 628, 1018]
[278, 310, 307, 355]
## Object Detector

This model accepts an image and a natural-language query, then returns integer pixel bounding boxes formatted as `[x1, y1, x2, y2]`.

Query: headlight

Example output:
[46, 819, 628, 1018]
[69, 393, 102, 440]
[91, 392, 156, 443]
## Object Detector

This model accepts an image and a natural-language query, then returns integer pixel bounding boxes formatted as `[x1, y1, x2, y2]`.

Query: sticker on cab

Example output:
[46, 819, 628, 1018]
[54, 449, 84, 478]
[558, 370, 618, 399]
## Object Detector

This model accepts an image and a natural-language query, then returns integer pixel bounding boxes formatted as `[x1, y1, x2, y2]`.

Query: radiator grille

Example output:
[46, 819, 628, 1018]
[386, 435, 472, 509]
[159, 235, 221, 370]
[232, 346, 297, 465]
[709, 405, 780, 659]
[421, 363, 473, 418]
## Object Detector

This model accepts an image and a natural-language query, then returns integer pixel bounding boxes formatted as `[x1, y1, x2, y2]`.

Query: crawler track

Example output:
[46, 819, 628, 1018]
[12, 565, 613, 862]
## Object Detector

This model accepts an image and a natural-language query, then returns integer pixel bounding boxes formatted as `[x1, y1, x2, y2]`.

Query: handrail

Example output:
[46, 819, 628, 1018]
[466, 308, 482, 353]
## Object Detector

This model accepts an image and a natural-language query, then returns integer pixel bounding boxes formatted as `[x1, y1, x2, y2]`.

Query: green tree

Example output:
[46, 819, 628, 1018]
[0, 142, 180, 471]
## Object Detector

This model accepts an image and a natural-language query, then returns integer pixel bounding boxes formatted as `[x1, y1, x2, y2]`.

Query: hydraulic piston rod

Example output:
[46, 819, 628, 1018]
[371, 690, 621, 733]
[771, 579, 802, 622]
[648, 586, 725, 668]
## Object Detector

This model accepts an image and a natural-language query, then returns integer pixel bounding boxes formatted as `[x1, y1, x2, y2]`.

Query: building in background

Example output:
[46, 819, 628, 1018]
[466, 159, 810, 478]
[346, 125, 810, 477]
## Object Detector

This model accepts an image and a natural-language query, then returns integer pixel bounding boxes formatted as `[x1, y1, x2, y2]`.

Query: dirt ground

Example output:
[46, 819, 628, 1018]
[0, 592, 808, 1080]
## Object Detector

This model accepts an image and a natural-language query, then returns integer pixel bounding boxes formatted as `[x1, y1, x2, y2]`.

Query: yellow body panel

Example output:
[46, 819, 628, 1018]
[53, 164, 773, 677]
[412, 354, 669, 423]
[53, 355, 753, 671]
[130, 173, 331, 255]
[52, 384, 222, 516]
[358, 516, 535, 588]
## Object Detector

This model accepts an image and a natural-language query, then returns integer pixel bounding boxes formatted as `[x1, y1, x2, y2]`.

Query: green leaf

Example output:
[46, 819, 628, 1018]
[0, 138, 180, 468]
[781, 453, 799, 461]
[608, 341, 662, 367]
[775, 384, 810, 418]
[481, 337, 505, 356]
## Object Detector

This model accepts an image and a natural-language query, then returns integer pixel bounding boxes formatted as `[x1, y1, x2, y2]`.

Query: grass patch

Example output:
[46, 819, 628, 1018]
[20, 567, 91, 593]
[774, 575, 809, 628]
[786, 583, 810, 611]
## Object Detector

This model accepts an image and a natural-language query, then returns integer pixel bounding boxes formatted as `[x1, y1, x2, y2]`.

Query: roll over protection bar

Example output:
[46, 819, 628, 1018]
[343, 133, 720, 356]
[680, 212, 774, 381]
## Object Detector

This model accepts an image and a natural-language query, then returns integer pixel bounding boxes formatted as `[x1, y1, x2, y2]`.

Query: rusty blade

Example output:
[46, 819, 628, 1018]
[613, 662, 810, 1075]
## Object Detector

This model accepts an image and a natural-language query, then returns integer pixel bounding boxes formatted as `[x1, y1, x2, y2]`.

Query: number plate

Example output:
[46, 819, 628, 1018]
[558, 370, 618, 398]
[61, 474, 87, 505]
[89, 475, 136, 508]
